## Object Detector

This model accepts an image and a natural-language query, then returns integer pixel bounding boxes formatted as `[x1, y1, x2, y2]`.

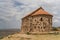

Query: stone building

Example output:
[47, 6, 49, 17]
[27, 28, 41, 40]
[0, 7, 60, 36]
[21, 7, 53, 33]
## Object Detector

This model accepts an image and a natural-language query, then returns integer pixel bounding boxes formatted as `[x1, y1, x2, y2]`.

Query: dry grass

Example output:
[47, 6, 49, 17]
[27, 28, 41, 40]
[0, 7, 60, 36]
[1, 33, 60, 40]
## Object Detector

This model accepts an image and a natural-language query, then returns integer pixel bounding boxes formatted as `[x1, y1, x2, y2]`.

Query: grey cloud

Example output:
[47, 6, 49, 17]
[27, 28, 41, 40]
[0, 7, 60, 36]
[0, 0, 22, 29]
[0, 0, 60, 29]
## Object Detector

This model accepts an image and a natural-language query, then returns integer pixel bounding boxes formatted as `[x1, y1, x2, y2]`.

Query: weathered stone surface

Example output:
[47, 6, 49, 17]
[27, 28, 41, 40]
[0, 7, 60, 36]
[21, 15, 52, 33]
[21, 7, 53, 33]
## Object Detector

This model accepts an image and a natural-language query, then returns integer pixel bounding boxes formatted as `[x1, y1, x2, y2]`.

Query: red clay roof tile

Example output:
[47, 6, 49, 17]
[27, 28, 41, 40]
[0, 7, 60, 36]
[23, 7, 53, 19]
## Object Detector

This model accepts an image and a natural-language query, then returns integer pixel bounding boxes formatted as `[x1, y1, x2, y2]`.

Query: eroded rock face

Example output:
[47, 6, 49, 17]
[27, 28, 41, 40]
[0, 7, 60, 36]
[21, 15, 53, 33]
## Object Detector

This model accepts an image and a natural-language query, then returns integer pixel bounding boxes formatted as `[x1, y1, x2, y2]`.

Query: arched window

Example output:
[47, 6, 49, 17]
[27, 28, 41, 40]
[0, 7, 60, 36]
[38, 26, 40, 28]
[40, 18, 43, 21]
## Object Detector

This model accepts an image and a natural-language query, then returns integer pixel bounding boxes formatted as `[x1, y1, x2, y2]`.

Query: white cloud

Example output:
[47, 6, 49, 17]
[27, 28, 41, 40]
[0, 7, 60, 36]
[53, 19, 59, 23]
[0, 0, 60, 29]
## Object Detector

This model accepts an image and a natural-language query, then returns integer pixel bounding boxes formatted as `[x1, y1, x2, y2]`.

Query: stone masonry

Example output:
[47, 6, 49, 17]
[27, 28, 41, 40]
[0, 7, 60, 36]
[21, 7, 53, 33]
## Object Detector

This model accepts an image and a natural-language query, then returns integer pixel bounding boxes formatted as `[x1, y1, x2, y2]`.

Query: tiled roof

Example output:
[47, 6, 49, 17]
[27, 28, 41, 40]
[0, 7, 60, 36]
[23, 7, 53, 19]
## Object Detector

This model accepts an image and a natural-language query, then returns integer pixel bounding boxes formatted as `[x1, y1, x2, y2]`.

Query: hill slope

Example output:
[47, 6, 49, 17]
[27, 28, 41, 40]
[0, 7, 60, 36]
[1, 33, 60, 40]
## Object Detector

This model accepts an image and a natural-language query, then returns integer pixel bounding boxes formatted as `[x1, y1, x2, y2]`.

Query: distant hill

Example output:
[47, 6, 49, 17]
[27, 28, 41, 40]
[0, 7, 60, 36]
[52, 27, 60, 31]
[0, 29, 20, 32]
[0, 29, 20, 38]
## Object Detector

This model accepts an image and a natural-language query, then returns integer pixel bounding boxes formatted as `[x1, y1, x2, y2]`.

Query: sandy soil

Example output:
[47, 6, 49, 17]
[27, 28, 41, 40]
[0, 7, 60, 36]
[1, 33, 60, 40]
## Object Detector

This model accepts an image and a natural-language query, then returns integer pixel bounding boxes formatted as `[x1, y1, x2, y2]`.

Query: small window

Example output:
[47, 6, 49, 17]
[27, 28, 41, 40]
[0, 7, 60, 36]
[38, 26, 40, 28]
[40, 18, 43, 21]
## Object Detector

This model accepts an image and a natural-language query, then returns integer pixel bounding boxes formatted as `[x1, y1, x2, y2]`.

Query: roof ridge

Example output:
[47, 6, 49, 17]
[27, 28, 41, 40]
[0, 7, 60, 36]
[29, 7, 45, 16]
[22, 7, 53, 19]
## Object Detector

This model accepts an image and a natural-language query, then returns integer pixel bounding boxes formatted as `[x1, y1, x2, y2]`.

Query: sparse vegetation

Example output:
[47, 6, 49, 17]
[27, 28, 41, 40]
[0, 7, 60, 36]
[1, 33, 60, 40]
[52, 27, 58, 31]
[26, 32, 30, 35]
[0, 36, 3, 39]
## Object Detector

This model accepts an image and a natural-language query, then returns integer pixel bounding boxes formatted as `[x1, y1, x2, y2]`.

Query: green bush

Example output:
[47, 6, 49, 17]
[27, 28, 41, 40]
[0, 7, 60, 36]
[52, 27, 58, 31]
[0, 36, 3, 39]
[26, 32, 30, 35]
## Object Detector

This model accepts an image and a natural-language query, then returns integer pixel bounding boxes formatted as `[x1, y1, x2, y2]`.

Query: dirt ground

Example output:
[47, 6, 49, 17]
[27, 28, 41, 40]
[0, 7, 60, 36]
[1, 32, 60, 40]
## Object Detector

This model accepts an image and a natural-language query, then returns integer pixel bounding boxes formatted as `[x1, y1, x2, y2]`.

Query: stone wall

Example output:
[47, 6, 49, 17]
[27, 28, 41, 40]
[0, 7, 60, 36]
[21, 15, 52, 33]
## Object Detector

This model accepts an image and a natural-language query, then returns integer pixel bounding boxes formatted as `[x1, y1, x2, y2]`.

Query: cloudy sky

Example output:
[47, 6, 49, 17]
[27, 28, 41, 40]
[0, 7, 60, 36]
[0, 0, 60, 29]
